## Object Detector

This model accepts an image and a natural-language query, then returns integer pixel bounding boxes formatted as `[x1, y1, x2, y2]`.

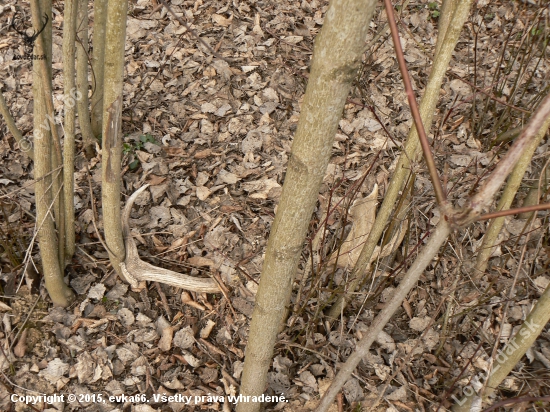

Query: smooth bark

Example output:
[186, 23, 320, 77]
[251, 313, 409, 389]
[0, 92, 33, 159]
[328, 0, 474, 318]
[236, 0, 378, 411]
[76, 0, 96, 158]
[91, 0, 107, 138]
[31, 0, 74, 307]
[62, 0, 78, 262]
[101, 0, 128, 276]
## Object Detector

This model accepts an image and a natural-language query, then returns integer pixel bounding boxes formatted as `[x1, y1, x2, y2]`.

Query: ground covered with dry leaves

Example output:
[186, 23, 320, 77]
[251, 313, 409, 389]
[0, 0, 550, 411]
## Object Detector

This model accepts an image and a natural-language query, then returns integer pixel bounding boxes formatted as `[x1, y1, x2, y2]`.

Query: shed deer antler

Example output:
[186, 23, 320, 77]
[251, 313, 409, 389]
[121, 184, 221, 293]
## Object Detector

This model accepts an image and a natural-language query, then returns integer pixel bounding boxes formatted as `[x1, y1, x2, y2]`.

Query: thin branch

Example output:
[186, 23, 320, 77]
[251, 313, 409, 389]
[477, 202, 550, 221]
[457, 92, 550, 223]
[481, 396, 550, 412]
[0, 91, 33, 160]
[314, 220, 451, 412]
[85, 164, 115, 257]
[383, 0, 446, 205]
[449, 72, 530, 114]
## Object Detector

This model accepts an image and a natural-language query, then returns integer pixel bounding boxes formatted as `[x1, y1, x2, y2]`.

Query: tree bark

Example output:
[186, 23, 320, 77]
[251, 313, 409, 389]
[91, 0, 107, 138]
[327, 0, 474, 319]
[101, 0, 128, 277]
[236, 1, 377, 411]
[0, 92, 33, 159]
[31, 0, 74, 307]
[62, 0, 78, 262]
[76, 0, 96, 158]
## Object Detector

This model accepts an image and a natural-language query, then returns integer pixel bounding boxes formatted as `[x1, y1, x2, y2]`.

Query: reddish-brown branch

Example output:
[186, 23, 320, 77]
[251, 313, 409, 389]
[382, 0, 446, 205]
[461, 92, 550, 222]
[477, 202, 550, 221]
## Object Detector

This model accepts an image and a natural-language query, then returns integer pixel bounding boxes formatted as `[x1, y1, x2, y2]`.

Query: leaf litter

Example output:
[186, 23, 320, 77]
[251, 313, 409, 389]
[0, 0, 549, 411]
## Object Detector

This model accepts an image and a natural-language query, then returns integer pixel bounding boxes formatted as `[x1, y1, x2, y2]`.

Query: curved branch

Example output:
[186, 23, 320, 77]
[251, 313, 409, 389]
[121, 184, 221, 293]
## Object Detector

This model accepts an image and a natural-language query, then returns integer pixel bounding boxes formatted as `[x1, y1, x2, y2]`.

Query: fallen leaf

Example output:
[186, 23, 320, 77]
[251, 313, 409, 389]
[14, 329, 28, 358]
[212, 13, 233, 27]
[146, 174, 166, 186]
[327, 184, 406, 269]
[187, 256, 215, 267]
[194, 148, 213, 159]
[196, 186, 212, 200]
[0, 301, 11, 311]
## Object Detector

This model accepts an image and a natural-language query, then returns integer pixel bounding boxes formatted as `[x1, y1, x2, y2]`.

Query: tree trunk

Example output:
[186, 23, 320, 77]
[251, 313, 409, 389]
[62, 0, 78, 262]
[236, 0, 377, 411]
[76, 0, 97, 158]
[327, 0, 473, 319]
[101, 0, 128, 277]
[91, 0, 107, 139]
[31, 0, 75, 307]
[0, 92, 33, 160]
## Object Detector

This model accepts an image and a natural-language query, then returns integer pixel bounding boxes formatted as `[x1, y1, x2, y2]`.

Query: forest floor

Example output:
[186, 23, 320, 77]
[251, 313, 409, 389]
[0, 0, 549, 411]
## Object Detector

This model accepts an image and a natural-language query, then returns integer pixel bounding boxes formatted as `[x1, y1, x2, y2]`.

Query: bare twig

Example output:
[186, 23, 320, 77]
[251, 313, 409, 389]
[314, 220, 451, 412]
[85, 164, 115, 257]
[481, 396, 550, 412]
[0, 91, 33, 160]
[383, 0, 446, 205]
[477, 202, 550, 221]
[448, 72, 530, 114]
[456, 93, 550, 224]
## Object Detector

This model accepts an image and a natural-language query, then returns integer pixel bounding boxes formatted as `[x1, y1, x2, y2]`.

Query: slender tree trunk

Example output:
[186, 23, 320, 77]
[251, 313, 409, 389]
[34, 0, 66, 269]
[435, 0, 459, 57]
[92, 0, 107, 139]
[101, 0, 128, 277]
[315, 220, 451, 412]
[0, 92, 33, 160]
[327, 0, 473, 319]
[236, 1, 378, 411]
[452, 282, 550, 412]
[31, 0, 75, 307]
[62, 0, 78, 262]
[474, 115, 550, 277]
[76, 0, 97, 158]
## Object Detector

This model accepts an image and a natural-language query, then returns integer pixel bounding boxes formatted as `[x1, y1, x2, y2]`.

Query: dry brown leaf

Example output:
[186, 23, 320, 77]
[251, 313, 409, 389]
[327, 184, 407, 269]
[194, 148, 213, 159]
[187, 256, 215, 267]
[13, 328, 28, 358]
[196, 186, 212, 200]
[327, 185, 378, 268]
[146, 174, 166, 186]
[212, 13, 233, 27]
[200, 319, 216, 339]
[0, 301, 11, 311]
